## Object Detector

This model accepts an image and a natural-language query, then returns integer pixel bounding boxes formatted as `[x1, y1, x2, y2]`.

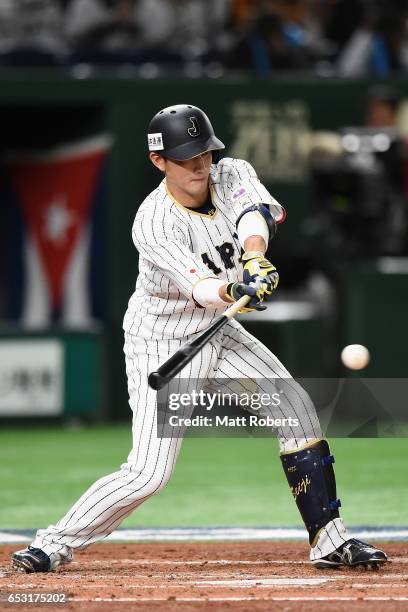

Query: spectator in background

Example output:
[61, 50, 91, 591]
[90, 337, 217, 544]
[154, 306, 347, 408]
[136, 0, 231, 62]
[66, 0, 231, 66]
[365, 85, 408, 252]
[365, 86, 407, 236]
[276, 0, 329, 63]
[337, 4, 408, 75]
[226, 4, 314, 75]
[323, 0, 365, 60]
[65, 0, 140, 56]
[277, 0, 314, 51]
[0, 0, 67, 65]
[230, 0, 259, 29]
[309, 84, 408, 254]
[365, 84, 401, 127]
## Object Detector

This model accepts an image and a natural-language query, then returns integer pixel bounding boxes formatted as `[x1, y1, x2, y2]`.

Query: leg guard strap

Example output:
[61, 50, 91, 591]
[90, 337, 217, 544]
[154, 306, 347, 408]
[280, 439, 341, 544]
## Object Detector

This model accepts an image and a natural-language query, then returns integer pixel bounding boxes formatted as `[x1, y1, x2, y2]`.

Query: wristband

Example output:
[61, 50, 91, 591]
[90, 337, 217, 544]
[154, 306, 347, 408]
[242, 251, 264, 261]
[192, 277, 227, 308]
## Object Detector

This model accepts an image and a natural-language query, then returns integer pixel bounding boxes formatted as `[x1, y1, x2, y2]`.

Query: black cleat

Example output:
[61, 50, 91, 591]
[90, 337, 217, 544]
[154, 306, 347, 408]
[313, 538, 388, 569]
[12, 546, 51, 573]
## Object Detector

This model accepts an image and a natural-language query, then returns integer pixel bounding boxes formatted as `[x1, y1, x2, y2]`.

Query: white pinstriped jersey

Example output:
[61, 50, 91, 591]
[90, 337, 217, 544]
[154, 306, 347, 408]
[31, 163, 343, 569]
[123, 157, 285, 340]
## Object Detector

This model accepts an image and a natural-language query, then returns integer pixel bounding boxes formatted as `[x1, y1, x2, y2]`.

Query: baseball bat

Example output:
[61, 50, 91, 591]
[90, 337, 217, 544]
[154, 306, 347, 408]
[148, 294, 250, 390]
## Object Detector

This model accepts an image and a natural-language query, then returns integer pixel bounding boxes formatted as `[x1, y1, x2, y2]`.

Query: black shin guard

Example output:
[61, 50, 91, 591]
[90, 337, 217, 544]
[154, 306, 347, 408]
[280, 439, 341, 545]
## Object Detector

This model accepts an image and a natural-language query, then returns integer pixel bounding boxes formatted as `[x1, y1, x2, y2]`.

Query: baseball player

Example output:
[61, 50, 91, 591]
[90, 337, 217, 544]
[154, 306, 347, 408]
[13, 104, 387, 573]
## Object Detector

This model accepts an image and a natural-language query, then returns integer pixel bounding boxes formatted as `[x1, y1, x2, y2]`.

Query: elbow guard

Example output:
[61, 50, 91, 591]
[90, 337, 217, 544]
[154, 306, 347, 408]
[236, 204, 277, 250]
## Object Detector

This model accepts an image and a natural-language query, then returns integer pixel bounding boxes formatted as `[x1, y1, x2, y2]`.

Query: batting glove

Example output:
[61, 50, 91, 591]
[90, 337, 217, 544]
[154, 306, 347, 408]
[226, 281, 267, 314]
[242, 251, 279, 300]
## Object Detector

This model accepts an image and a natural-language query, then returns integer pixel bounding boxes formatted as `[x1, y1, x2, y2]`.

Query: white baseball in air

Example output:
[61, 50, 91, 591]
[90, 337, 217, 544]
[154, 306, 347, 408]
[341, 344, 370, 370]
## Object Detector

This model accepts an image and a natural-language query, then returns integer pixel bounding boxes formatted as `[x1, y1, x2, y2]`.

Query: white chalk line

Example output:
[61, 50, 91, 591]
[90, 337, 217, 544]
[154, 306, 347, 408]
[4, 572, 405, 581]
[3, 526, 408, 545]
[3, 576, 408, 590]
[70, 557, 408, 566]
[3, 583, 336, 590]
[351, 584, 403, 588]
[72, 559, 306, 566]
[104, 527, 408, 543]
[67, 582, 406, 591]
[2, 568, 407, 583]
[70, 596, 408, 602]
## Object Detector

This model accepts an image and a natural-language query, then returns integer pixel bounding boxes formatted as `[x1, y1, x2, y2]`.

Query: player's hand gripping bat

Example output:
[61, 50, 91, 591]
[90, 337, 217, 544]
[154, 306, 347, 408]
[148, 294, 250, 390]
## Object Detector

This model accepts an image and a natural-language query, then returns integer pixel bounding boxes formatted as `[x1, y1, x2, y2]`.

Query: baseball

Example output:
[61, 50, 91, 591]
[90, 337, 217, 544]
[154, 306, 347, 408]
[341, 344, 370, 370]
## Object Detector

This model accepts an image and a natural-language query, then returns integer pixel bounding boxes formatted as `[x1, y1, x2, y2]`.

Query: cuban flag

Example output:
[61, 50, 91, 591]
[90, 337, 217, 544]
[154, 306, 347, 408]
[4, 134, 112, 327]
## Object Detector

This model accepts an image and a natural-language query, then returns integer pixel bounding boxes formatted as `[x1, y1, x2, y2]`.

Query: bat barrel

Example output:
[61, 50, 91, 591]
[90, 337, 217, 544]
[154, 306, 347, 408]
[147, 295, 251, 390]
[148, 371, 166, 391]
[148, 316, 227, 390]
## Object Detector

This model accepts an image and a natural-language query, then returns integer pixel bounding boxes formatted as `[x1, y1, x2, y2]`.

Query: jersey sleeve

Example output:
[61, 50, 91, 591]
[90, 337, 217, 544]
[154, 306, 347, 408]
[226, 158, 286, 224]
[132, 205, 216, 301]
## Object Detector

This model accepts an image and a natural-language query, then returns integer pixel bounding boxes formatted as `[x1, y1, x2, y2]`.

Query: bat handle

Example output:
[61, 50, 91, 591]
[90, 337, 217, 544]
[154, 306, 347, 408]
[223, 294, 251, 318]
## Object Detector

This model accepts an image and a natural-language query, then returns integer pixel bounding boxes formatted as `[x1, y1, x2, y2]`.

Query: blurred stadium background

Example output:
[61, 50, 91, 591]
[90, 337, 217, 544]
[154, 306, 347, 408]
[0, 0, 407, 535]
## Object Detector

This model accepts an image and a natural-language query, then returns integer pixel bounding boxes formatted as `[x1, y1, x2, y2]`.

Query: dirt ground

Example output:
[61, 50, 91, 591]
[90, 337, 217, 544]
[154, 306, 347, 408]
[1, 541, 407, 611]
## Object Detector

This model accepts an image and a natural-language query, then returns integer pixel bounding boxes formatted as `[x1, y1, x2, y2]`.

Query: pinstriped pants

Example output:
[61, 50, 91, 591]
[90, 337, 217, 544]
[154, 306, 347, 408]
[32, 319, 348, 566]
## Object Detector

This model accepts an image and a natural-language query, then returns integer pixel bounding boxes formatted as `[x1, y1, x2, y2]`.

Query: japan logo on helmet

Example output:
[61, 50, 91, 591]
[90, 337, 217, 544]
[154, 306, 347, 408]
[187, 117, 200, 138]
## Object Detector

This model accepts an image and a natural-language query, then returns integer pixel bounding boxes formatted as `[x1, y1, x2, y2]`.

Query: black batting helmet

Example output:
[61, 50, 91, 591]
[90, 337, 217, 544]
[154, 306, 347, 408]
[147, 104, 225, 161]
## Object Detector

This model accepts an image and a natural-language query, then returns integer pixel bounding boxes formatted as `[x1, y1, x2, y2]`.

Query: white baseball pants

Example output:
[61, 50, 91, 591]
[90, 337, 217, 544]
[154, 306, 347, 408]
[32, 319, 348, 567]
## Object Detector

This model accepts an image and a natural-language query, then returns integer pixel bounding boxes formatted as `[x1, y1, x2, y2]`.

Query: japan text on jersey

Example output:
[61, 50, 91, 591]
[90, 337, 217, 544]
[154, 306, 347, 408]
[123, 158, 285, 340]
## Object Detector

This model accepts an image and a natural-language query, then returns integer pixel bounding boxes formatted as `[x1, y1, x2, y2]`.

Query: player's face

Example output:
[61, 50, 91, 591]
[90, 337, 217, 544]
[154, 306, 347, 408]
[150, 151, 212, 206]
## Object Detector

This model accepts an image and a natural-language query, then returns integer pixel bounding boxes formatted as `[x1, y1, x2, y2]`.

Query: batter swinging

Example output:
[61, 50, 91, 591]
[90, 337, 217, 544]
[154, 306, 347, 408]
[12, 105, 387, 573]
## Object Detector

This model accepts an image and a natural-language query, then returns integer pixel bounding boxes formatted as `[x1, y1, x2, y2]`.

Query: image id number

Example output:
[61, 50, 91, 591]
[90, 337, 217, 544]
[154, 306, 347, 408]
[8, 593, 66, 603]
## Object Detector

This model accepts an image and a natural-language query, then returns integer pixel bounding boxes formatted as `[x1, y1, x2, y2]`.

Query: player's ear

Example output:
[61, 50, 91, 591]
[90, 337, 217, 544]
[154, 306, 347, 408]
[150, 152, 166, 172]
